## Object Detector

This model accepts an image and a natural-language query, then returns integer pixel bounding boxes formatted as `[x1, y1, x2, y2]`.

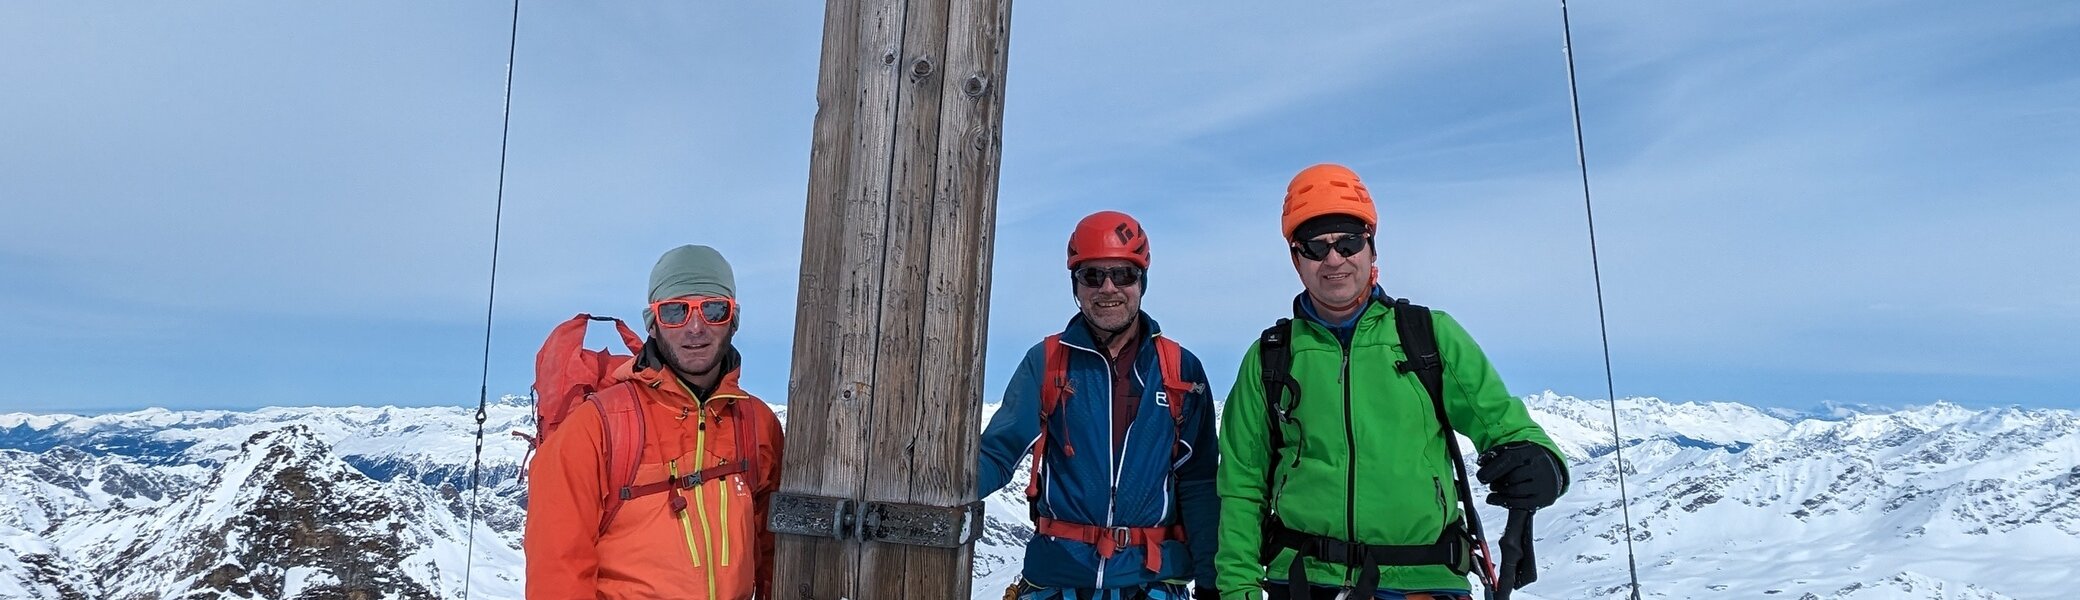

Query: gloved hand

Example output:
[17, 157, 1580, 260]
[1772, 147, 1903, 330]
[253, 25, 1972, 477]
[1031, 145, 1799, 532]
[1191, 587, 1219, 600]
[1475, 441, 1566, 510]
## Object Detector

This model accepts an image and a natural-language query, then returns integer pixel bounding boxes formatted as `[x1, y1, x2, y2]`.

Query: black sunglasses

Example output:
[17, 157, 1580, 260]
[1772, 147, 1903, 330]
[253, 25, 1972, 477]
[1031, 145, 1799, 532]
[1072, 265, 1144, 288]
[1290, 233, 1370, 262]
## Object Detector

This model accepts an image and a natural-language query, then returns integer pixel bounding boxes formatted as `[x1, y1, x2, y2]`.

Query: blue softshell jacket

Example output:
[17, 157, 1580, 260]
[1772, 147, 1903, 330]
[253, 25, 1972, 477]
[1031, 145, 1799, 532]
[977, 312, 1221, 590]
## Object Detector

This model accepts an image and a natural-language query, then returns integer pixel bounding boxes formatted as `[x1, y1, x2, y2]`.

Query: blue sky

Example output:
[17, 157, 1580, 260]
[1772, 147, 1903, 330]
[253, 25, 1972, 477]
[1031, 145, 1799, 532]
[1, 1, 2075, 414]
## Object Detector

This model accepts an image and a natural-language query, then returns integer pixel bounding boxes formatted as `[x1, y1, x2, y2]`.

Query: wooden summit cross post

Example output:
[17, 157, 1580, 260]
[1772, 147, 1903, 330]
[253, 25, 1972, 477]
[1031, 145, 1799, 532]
[768, 0, 1013, 598]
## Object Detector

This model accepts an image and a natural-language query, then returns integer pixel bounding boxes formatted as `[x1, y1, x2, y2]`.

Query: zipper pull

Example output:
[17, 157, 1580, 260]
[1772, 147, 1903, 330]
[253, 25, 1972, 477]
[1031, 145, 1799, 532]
[1434, 476, 1448, 511]
[667, 460, 689, 514]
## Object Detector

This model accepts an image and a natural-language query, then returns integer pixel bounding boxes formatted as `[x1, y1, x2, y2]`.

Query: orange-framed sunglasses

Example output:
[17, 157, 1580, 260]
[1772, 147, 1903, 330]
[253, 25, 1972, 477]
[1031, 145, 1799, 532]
[650, 296, 737, 328]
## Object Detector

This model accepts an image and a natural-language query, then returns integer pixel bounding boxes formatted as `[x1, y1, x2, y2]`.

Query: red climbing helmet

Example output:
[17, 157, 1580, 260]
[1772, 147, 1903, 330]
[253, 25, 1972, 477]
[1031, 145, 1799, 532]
[1065, 210, 1150, 269]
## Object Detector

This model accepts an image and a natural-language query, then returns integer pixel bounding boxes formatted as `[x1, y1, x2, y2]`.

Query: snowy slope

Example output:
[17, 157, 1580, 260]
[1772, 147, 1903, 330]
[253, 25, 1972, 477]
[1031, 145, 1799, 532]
[0, 402, 535, 599]
[1514, 394, 2079, 599]
[2, 424, 522, 599]
[0, 447, 199, 599]
[2, 394, 2075, 599]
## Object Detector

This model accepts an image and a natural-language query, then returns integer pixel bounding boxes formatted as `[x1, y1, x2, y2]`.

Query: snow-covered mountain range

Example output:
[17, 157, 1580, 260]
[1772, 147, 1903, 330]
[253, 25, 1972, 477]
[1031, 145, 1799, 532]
[2, 393, 2073, 599]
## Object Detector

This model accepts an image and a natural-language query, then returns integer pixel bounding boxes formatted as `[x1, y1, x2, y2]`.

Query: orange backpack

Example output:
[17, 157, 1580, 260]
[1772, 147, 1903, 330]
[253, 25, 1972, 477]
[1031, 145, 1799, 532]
[516, 314, 648, 534]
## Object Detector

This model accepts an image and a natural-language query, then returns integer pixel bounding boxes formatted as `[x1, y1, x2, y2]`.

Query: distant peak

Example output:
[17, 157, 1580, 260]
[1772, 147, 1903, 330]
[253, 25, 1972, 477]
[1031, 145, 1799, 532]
[232, 425, 339, 473]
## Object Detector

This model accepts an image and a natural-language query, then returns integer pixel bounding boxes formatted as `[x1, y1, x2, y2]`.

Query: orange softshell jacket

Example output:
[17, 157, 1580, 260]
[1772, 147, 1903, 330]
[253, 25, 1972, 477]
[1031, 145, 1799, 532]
[525, 359, 785, 600]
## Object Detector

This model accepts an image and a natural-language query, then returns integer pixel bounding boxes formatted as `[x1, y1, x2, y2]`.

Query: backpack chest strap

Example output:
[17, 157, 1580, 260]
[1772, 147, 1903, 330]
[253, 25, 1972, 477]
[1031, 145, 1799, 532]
[617, 459, 753, 500]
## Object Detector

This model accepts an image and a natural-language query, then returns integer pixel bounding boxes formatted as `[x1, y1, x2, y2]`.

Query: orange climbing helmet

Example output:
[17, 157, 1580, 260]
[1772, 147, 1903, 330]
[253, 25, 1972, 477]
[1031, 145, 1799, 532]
[1066, 210, 1150, 269]
[1280, 163, 1377, 240]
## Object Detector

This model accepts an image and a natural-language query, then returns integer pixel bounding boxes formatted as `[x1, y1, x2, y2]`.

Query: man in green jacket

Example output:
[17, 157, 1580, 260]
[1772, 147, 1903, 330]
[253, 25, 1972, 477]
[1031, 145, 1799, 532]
[1216, 164, 1570, 600]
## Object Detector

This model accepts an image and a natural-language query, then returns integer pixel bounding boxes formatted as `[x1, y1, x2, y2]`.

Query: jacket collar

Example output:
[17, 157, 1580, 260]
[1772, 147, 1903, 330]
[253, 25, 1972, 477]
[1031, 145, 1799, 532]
[1290, 286, 1392, 333]
[1056, 310, 1163, 355]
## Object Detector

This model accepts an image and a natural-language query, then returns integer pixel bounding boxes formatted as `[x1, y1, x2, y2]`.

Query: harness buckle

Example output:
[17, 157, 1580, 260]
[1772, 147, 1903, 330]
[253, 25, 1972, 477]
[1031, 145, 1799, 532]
[1110, 526, 1133, 552]
[1314, 538, 1354, 565]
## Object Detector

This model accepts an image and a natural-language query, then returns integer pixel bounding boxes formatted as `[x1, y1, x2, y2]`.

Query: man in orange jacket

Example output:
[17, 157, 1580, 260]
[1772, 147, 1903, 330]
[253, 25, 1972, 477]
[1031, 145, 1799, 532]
[526, 244, 786, 599]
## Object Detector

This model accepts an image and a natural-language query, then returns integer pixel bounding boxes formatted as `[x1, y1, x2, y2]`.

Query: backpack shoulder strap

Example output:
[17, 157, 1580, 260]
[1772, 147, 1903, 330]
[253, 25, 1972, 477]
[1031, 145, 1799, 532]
[1391, 298, 1504, 587]
[1389, 299, 1450, 431]
[1254, 318, 1298, 559]
[1258, 318, 1296, 450]
[1040, 334, 1070, 417]
[1153, 335, 1191, 425]
[732, 400, 756, 478]
[591, 383, 647, 536]
[1153, 335, 1195, 470]
[1026, 335, 1075, 503]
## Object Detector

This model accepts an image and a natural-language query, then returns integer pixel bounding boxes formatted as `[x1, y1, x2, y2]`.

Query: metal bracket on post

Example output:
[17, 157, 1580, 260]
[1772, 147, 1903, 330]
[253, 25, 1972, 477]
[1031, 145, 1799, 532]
[769, 493, 985, 548]
[767, 492, 856, 540]
[859, 500, 985, 548]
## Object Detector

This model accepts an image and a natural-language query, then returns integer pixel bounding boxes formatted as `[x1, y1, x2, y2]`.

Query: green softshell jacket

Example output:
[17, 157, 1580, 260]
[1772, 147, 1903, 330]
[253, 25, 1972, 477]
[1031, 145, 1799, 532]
[1215, 300, 1568, 598]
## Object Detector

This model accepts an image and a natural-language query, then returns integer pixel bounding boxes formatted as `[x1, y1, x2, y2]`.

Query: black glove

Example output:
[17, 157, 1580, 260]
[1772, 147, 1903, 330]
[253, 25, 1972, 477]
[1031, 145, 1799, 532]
[1191, 587, 1219, 600]
[1475, 441, 1566, 510]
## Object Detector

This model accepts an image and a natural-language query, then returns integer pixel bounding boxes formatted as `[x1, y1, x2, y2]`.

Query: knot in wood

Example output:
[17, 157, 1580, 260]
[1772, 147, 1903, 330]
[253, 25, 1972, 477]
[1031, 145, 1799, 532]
[910, 57, 935, 79]
[963, 74, 990, 98]
[881, 52, 897, 66]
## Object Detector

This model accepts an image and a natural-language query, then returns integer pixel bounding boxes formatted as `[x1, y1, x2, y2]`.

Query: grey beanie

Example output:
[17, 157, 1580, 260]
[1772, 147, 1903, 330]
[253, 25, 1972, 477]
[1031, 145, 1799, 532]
[643, 244, 736, 324]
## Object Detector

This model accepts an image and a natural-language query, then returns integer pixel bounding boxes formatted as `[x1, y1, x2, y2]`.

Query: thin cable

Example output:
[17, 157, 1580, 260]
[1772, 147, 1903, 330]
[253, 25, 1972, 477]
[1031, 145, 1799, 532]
[1558, 2, 1643, 599]
[464, 0, 521, 597]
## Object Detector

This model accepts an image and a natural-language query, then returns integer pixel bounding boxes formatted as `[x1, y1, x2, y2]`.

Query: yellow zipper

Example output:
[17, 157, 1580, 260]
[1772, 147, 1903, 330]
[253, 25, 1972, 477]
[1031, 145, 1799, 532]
[689, 396, 720, 600]
[709, 392, 749, 568]
[678, 381, 750, 597]
[669, 460, 702, 568]
[719, 465, 732, 565]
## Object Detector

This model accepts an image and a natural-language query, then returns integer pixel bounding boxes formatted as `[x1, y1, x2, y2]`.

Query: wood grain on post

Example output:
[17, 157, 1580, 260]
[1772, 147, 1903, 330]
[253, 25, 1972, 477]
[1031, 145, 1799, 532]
[854, 0, 953, 597]
[775, 0, 1013, 598]
[893, 0, 1015, 592]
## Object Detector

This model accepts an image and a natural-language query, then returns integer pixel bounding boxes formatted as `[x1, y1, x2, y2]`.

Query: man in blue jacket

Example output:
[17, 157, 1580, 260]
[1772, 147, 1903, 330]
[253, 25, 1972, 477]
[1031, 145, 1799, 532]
[978, 211, 1221, 600]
